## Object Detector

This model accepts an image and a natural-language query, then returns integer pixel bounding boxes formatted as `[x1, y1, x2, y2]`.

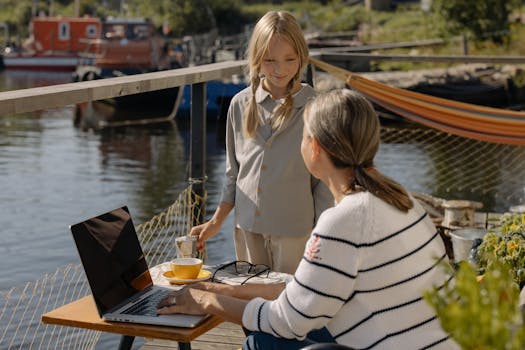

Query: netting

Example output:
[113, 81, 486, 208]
[380, 126, 525, 209]
[0, 186, 205, 350]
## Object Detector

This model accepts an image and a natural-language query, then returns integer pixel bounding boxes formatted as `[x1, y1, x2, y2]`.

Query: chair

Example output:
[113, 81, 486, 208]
[300, 343, 354, 350]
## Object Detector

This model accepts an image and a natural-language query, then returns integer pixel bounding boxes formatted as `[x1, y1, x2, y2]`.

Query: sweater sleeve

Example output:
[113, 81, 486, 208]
[242, 207, 360, 339]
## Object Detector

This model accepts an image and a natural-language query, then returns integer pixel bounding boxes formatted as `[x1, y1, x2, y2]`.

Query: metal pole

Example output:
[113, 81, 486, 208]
[190, 82, 207, 227]
[306, 63, 315, 88]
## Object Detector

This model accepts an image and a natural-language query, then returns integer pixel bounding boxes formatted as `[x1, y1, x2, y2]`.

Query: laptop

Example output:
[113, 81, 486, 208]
[70, 205, 208, 328]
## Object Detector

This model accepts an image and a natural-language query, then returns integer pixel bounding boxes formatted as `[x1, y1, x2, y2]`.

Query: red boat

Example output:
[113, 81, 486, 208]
[73, 17, 180, 80]
[2, 16, 102, 71]
[72, 18, 185, 128]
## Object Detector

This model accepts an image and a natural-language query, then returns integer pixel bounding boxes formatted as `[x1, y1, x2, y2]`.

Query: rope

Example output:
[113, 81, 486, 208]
[309, 57, 525, 145]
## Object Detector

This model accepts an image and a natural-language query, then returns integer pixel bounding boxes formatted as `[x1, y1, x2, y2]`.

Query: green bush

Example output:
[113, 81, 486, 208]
[425, 260, 525, 349]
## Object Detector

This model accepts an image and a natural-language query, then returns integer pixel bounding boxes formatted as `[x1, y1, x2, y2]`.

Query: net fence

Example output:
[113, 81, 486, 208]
[0, 186, 205, 350]
[380, 126, 525, 210]
[0, 125, 524, 349]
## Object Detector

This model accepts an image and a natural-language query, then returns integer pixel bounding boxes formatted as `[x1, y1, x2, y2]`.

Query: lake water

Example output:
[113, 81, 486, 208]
[0, 70, 238, 349]
[1, 69, 523, 349]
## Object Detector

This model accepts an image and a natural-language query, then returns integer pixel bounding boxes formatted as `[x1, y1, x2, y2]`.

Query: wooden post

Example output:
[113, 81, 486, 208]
[365, 0, 391, 11]
[190, 82, 207, 227]
[462, 33, 469, 55]
[306, 63, 315, 87]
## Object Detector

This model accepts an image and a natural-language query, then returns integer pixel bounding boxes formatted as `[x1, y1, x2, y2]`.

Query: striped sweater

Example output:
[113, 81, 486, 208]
[242, 191, 459, 349]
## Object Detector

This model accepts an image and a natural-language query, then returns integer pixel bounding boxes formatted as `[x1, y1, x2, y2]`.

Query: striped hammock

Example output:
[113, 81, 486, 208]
[309, 57, 525, 145]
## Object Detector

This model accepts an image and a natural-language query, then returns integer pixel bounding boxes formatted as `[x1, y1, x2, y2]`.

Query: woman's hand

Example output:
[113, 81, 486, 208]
[157, 287, 209, 316]
[190, 220, 221, 250]
[157, 284, 248, 325]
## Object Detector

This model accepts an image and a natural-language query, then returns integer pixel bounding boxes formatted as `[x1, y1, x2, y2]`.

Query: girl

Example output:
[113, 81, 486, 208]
[190, 10, 332, 274]
[160, 89, 458, 350]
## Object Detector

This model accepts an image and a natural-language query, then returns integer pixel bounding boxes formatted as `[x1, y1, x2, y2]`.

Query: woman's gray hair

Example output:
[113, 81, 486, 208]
[305, 89, 413, 212]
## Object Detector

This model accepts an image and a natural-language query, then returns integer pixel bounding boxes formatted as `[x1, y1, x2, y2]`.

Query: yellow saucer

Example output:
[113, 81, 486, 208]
[162, 269, 212, 285]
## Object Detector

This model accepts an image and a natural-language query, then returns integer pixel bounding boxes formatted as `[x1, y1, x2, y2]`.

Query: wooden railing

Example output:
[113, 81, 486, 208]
[0, 60, 246, 115]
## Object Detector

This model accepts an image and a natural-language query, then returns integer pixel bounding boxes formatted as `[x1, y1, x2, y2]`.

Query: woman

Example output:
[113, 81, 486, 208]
[159, 89, 458, 349]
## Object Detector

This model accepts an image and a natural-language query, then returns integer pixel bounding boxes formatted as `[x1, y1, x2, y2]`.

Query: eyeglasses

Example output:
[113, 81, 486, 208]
[211, 260, 270, 285]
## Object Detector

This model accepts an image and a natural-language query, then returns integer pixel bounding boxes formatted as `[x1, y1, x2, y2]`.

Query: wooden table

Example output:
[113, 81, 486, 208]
[41, 295, 223, 350]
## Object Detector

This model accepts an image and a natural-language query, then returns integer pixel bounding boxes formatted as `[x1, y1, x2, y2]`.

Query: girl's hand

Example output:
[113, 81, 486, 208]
[157, 287, 209, 316]
[190, 221, 220, 250]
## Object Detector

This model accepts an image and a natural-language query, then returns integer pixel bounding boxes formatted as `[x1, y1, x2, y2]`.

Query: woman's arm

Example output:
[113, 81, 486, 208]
[157, 282, 285, 324]
[193, 281, 285, 300]
[158, 288, 247, 324]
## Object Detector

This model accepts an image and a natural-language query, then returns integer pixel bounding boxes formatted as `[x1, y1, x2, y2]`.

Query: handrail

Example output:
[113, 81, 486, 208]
[0, 60, 247, 115]
[317, 52, 525, 64]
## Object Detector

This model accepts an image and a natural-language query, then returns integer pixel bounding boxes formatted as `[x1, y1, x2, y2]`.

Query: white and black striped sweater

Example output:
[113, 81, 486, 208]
[242, 191, 459, 350]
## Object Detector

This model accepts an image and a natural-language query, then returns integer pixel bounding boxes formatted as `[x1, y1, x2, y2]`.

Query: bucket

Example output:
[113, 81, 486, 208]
[449, 228, 486, 262]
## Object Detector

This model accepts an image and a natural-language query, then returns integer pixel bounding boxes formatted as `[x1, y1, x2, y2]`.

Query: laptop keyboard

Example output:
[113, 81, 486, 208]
[122, 289, 172, 317]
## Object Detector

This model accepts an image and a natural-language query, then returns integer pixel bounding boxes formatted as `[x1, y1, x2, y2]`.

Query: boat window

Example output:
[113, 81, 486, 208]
[132, 25, 150, 39]
[86, 25, 98, 38]
[59, 22, 70, 41]
[104, 24, 125, 39]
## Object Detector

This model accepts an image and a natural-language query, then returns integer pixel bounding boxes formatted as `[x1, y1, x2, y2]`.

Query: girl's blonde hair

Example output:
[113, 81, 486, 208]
[244, 10, 309, 138]
[305, 89, 414, 212]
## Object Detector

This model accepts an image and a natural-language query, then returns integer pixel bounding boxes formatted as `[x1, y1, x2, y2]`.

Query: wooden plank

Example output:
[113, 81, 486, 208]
[0, 60, 246, 115]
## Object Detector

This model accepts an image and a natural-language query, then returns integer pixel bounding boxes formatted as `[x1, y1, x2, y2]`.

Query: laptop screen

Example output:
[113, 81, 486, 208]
[70, 206, 153, 316]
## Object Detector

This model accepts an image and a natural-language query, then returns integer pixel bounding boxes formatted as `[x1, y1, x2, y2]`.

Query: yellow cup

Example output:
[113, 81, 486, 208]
[170, 258, 202, 279]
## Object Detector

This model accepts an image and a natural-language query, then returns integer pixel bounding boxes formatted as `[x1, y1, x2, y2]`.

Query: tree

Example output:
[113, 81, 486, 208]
[126, 0, 249, 36]
[432, 0, 522, 44]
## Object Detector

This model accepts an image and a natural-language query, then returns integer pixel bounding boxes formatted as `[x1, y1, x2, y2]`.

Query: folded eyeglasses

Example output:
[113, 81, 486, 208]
[211, 260, 271, 285]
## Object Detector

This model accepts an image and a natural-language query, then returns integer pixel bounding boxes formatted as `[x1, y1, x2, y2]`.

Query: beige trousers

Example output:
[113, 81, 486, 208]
[233, 227, 310, 274]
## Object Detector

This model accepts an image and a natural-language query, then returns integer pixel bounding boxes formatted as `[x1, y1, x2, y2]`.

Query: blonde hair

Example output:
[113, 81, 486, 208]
[244, 10, 309, 138]
[305, 89, 414, 212]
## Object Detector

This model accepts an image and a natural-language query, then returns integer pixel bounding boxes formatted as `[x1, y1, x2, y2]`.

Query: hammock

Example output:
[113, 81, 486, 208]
[309, 57, 525, 145]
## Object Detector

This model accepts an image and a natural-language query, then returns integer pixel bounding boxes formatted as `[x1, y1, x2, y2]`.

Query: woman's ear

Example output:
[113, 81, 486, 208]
[310, 136, 322, 160]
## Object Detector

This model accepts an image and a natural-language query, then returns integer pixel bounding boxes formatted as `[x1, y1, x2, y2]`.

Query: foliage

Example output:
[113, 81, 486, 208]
[432, 0, 522, 44]
[477, 213, 525, 288]
[125, 0, 250, 36]
[424, 260, 525, 349]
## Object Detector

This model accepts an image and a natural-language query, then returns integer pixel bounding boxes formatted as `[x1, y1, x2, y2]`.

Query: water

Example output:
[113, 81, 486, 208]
[0, 70, 239, 349]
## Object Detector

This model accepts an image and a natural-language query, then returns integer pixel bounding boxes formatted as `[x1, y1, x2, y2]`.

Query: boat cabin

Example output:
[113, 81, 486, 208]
[26, 17, 101, 53]
[88, 18, 166, 71]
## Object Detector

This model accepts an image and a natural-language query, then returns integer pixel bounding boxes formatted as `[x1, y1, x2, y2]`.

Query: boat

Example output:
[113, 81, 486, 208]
[73, 17, 182, 80]
[72, 18, 185, 128]
[1, 16, 101, 71]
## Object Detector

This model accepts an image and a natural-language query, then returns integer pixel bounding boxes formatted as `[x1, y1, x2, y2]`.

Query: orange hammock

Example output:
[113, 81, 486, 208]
[309, 57, 525, 145]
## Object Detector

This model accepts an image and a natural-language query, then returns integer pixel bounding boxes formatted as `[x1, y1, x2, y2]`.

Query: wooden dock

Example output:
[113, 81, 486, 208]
[141, 322, 244, 350]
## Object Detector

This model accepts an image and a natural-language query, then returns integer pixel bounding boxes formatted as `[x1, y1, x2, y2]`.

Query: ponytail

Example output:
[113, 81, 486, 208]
[243, 76, 261, 138]
[352, 165, 413, 213]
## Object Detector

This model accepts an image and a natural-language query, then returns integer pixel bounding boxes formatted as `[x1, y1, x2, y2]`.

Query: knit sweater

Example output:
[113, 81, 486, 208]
[242, 191, 459, 349]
